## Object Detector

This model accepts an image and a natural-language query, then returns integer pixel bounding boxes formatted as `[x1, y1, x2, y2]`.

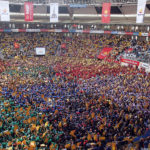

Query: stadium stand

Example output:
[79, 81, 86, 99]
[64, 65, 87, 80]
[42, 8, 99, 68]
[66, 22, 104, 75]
[0, 0, 150, 150]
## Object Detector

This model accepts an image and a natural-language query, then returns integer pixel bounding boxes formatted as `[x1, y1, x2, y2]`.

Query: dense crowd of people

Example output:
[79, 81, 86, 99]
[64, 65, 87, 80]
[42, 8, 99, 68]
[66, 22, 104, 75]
[0, 33, 150, 150]
[0, 56, 149, 150]
[0, 33, 150, 61]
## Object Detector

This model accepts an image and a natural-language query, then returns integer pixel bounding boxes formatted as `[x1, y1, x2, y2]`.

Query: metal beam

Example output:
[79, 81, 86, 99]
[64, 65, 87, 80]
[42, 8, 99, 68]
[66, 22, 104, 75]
[10, 12, 150, 17]
[6, 0, 150, 5]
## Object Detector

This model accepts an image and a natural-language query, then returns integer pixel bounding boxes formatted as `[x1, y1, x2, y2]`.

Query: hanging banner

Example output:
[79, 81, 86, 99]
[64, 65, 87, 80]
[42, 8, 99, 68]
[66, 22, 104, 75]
[136, 0, 147, 23]
[50, 3, 58, 23]
[0, 1, 10, 21]
[24, 2, 33, 21]
[102, 3, 111, 24]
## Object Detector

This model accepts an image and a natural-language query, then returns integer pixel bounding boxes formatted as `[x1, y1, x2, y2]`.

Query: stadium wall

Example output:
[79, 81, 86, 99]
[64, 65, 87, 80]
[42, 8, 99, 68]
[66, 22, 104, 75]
[0, 28, 150, 36]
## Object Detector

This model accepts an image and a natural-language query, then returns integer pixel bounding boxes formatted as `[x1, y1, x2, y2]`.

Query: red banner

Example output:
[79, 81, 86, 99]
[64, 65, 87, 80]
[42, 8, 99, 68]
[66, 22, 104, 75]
[125, 32, 133, 35]
[83, 30, 90, 33]
[62, 29, 69, 33]
[24, 2, 33, 21]
[19, 29, 26, 32]
[97, 47, 113, 59]
[104, 31, 111, 34]
[102, 3, 111, 23]
[121, 58, 140, 66]
[40, 29, 49, 32]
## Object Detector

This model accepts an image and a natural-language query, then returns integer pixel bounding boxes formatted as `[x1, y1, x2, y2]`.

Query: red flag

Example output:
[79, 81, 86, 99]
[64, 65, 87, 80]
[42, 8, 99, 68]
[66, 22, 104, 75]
[97, 47, 113, 59]
[102, 3, 111, 23]
[24, 2, 33, 21]
[61, 43, 66, 49]
[14, 42, 19, 49]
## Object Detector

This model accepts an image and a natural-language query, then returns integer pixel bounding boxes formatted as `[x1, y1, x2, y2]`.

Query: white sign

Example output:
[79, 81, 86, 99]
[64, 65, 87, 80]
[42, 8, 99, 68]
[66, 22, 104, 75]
[50, 3, 58, 23]
[90, 30, 104, 34]
[0, 1, 10, 21]
[11, 29, 19, 32]
[36, 47, 45, 55]
[55, 29, 62, 32]
[118, 31, 125, 35]
[140, 62, 150, 69]
[136, 0, 147, 23]
[76, 30, 83, 33]
[141, 33, 148, 36]
[26, 29, 41, 32]
[125, 53, 137, 58]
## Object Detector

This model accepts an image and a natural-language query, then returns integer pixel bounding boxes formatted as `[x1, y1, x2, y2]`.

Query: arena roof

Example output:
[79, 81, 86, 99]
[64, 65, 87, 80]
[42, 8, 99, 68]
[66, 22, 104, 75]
[1, 0, 150, 24]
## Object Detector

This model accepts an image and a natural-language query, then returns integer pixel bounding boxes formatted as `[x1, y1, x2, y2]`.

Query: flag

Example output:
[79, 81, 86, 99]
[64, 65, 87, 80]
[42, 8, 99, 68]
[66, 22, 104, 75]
[70, 130, 76, 138]
[14, 42, 20, 49]
[97, 47, 113, 59]
[71, 144, 76, 150]
[54, 109, 58, 115]
[31, 124, 36, 131]
[45, 121, 49, 127]
[28, 118, 32, 124]
[50, 3, 59, 22]
[102, 3, 111, 23]
[14, 125, 18, 132]
[41, 94, 44, 99]
[91, 112, 95, 118]
[65, 144, 71, 149]
[136, 0, 147, 23]
[29, 141, 36, 148]
[61, 43, 66, 49]
[87, 134, 92, 141]
[49, 125, 53, 130]
[0, 121, 3, 127]
[112, 142, 117, 150]
[24, 2, 33, 21]
[42, 131, 47, 138]
[0, 1, 10, 21]
[58, 122, 62, 128]
[99, 137, 106, 141]
[94, 134, 98, 141]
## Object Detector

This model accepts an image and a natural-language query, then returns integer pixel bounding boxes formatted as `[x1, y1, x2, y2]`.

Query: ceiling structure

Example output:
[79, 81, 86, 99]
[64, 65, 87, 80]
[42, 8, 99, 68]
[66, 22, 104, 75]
[1, 0, 150, 24]
[0, 0, 146, 5]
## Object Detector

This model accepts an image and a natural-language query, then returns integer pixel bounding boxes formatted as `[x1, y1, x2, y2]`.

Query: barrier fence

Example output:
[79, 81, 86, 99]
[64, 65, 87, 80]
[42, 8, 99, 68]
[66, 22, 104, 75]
[0, 28, 150, 36]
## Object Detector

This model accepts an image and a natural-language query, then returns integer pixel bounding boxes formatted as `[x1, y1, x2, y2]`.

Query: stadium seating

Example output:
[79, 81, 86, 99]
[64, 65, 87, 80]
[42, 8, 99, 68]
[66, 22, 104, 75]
[0, 33, 150, 64]
[0, 32, 150, 150]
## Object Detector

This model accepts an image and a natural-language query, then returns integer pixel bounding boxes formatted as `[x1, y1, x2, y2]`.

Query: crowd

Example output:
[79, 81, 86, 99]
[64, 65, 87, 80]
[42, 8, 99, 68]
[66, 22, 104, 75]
[0, 55, 149, 150]
[0, 60, 8, 73]
[0, 32, 150, 150]
[0, 33, 150, 61]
